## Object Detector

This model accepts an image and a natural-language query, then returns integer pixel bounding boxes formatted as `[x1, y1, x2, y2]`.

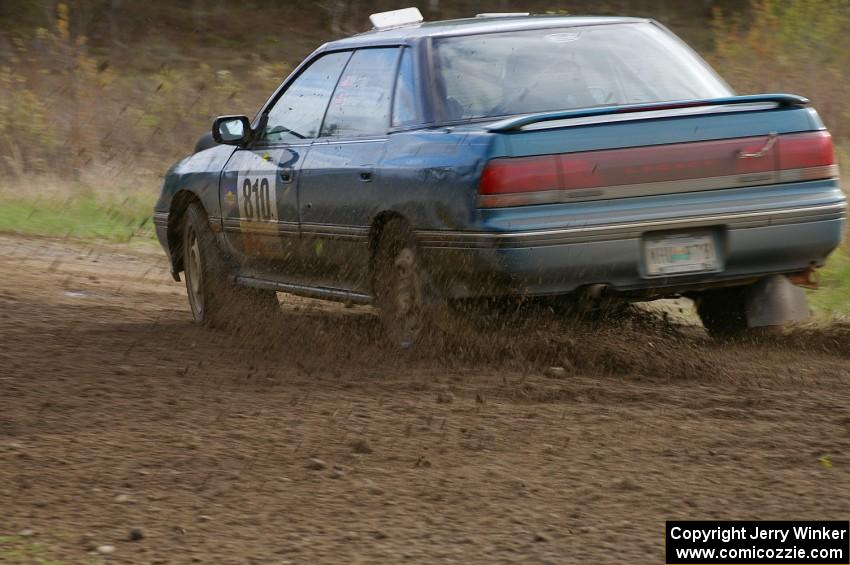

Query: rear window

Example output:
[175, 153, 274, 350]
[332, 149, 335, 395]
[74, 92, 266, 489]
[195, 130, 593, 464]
[434, 23, 732, 121]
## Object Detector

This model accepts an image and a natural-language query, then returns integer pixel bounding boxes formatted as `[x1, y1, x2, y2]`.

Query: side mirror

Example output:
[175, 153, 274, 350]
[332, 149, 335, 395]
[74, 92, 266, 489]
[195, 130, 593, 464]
[212, 115, 252, 146]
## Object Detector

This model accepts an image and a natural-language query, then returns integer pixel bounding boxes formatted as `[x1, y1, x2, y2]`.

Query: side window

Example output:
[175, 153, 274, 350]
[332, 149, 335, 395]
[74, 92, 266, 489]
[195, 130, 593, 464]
[321, 48, 399, 137]
[263, 51, 350, 143]
[392, 48, 418, 127]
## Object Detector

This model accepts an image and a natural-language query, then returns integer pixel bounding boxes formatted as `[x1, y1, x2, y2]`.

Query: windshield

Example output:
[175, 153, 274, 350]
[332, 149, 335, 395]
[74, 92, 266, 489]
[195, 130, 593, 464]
[433, 22, 732, 121]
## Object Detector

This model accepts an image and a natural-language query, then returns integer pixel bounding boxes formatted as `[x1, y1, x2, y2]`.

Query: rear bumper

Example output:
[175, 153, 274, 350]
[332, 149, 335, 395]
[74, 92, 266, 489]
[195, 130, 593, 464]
[418, 201, 846, 298]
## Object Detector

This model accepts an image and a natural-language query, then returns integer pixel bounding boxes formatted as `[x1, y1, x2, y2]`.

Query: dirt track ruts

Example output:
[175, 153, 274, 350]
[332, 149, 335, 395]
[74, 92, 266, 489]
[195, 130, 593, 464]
[1, 234, 850, 564]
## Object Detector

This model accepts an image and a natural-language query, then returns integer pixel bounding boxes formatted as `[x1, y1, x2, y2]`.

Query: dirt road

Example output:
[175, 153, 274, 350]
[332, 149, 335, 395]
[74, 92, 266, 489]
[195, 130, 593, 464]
[1, 234, 849, 564]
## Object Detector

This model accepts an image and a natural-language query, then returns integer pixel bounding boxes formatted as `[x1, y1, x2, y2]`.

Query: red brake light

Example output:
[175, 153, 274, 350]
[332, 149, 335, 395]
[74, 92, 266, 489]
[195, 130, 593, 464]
[479, 155, 560, 195]
[777, 130, 834, 169]
[478, 155, 561, 208]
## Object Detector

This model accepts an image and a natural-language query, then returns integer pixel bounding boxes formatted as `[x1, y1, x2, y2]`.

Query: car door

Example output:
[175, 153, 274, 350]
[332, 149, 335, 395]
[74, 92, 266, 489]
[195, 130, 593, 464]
[297, 47, 402, 291]
[219, 51, 351, 271]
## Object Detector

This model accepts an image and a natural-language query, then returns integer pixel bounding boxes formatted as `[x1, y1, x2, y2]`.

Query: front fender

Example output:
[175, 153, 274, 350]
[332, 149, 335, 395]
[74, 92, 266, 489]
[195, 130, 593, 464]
[154, 144, 236, 276]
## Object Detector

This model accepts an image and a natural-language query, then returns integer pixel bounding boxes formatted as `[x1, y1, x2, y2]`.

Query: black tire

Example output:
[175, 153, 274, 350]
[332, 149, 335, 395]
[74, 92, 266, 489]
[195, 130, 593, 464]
[696, 286, 748, 340]
[372, 219, 430, 348]
[182, 202, 279, 328]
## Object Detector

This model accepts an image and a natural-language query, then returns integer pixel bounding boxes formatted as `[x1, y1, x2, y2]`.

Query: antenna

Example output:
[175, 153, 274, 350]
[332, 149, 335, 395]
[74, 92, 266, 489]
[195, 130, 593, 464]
[475, 12, 530, 18]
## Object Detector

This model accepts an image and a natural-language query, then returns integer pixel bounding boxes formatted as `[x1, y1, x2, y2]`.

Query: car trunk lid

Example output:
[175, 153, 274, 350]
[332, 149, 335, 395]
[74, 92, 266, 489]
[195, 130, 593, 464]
[478, 95, 837, 208]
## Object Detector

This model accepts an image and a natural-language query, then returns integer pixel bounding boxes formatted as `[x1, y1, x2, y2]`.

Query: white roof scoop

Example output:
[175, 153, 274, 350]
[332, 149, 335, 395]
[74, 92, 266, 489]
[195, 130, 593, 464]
[369, 7, 424, 30]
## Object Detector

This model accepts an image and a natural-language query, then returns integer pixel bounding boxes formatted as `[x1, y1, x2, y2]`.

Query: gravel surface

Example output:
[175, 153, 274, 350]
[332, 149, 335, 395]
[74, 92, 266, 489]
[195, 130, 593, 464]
[1, 235, 849, 563]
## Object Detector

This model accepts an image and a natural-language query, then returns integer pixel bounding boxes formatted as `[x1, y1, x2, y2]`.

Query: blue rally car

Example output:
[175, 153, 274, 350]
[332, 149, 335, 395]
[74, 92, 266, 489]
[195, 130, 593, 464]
[153, 8, 846, 345]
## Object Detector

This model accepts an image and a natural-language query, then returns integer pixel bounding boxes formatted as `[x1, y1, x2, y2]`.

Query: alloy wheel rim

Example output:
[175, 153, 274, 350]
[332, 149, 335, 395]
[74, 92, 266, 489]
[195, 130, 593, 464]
[187, 228, 204, 317]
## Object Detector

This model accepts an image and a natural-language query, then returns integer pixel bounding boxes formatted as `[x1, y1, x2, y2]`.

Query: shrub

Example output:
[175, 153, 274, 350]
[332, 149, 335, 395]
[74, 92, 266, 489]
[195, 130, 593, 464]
[711, 0, 850, 142]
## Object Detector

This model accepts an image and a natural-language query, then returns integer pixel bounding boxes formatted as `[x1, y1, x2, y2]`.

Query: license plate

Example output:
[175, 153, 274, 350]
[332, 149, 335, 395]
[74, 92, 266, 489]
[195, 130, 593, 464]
[643, 232, 719, 276]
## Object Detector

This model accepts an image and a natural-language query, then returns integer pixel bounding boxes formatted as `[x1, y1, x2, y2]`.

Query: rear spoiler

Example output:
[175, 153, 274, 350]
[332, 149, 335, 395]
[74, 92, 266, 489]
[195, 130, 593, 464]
[485, 94, 810, 132]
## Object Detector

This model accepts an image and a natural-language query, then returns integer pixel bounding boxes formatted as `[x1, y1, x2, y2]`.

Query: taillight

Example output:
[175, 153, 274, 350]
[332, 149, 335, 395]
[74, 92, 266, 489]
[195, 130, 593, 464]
[479, 153, 615, 207]
[478, 130, 838, 208]
[478, 155, 560, 208]
[776, 130, 837, 182]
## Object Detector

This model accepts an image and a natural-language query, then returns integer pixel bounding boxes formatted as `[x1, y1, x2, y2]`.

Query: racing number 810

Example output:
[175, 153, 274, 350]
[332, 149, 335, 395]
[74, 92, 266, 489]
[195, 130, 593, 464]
[242, 177, 273, 221]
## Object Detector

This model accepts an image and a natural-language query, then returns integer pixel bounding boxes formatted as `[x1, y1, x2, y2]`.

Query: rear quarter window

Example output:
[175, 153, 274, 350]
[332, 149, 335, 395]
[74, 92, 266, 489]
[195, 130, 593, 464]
[392, 48, 418, 127]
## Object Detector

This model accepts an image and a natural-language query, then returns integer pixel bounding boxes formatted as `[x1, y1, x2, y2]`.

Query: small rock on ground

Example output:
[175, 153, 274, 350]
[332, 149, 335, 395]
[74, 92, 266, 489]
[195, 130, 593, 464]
[436, 391, 454, 403]
[79, 533, 96, 550]
[305, 458, 327, 471]
[350, 439, 372, 454]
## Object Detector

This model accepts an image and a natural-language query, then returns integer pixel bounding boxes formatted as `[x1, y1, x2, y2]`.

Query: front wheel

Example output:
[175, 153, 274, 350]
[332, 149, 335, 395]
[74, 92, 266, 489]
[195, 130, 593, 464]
[182, 202, 278, 328]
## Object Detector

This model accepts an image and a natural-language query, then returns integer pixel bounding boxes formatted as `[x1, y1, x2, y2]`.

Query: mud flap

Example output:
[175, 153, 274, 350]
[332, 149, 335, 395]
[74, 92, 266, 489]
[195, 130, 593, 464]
[746, 275, 811, 328]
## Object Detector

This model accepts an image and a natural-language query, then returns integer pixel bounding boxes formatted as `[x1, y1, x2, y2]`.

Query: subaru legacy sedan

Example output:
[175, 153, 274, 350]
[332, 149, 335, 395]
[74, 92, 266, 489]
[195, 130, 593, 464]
[153, 9, 846, 346]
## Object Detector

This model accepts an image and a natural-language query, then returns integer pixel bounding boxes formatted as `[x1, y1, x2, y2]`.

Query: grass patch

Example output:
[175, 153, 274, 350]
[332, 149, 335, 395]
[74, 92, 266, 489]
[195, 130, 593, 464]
[810, 243, 850, 319]
[0, 534, 62, 564]
[0, 192, 155, 243]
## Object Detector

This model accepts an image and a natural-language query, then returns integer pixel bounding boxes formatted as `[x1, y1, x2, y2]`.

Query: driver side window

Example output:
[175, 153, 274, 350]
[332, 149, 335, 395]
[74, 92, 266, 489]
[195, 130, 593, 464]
[263, 51, 351, 143]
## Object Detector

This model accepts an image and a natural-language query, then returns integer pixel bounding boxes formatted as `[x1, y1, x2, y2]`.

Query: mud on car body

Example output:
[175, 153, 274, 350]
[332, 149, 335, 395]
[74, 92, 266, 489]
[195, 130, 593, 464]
[153, 8, 846, 345]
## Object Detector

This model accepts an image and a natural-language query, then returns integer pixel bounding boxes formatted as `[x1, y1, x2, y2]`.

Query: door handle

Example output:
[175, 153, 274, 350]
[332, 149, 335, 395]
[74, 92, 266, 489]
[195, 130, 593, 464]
[279, 168, 295, 184]
[359, 169, 374, 183]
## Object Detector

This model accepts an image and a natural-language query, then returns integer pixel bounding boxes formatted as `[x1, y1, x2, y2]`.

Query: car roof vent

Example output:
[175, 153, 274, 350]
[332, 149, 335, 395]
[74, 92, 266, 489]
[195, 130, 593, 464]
[369, 7, 424, 30]
[475, 12, 531, 18]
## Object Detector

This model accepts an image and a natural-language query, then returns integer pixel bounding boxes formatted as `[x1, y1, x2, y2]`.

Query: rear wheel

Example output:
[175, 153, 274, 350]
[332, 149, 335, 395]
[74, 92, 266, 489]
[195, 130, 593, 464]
[182, 202, 278, 328]
[696, 286, 748, 340]
[373, 219, 429, 348]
